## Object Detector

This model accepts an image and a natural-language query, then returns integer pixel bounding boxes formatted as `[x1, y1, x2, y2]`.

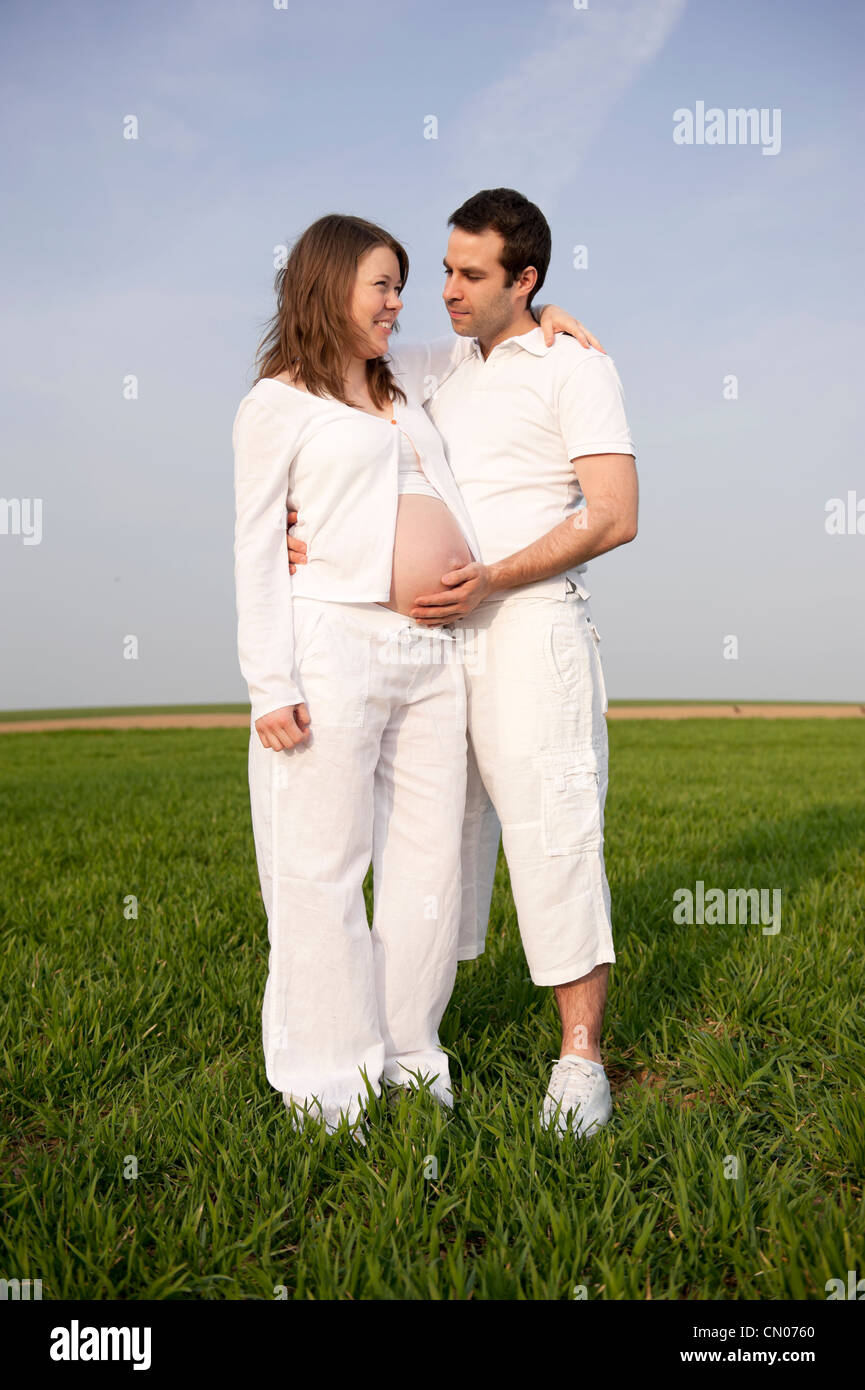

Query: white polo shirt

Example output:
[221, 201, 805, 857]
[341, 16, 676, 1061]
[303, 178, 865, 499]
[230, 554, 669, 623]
[391, 326, 635, 604]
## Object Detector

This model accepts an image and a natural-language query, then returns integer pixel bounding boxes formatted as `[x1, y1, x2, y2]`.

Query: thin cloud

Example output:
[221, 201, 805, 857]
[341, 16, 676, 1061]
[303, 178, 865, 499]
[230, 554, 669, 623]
[455, 0, 688, 206]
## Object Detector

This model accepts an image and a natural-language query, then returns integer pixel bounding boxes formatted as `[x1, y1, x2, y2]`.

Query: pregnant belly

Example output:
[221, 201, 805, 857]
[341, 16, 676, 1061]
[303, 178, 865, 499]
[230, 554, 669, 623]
[379, 494, 473, 617]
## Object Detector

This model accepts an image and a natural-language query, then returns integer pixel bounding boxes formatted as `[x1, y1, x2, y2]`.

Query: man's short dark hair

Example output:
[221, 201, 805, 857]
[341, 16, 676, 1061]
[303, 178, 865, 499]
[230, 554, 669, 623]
[448, 188, 551, 307]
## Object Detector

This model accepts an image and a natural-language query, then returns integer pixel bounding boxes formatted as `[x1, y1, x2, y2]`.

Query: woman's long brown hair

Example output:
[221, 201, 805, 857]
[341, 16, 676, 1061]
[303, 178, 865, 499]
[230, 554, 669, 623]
[254, 214, 408, 410]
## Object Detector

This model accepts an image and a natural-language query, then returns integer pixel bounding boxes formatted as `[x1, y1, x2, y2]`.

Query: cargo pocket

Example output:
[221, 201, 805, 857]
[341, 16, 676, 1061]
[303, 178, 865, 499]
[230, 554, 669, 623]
[538, 762, 601, 856]
[543, 614, 589, 702]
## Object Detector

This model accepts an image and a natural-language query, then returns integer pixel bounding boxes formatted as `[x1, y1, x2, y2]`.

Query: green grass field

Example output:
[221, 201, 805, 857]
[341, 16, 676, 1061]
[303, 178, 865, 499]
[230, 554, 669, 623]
[1, 721, 862, 1300]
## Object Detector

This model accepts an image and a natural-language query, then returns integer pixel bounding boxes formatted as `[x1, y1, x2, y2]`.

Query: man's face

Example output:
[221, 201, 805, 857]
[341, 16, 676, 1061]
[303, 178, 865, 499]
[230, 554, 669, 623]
[442, 226, 526, 343]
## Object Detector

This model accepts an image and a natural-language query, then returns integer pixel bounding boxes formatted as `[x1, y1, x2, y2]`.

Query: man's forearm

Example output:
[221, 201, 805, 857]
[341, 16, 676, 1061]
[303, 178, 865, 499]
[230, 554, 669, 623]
[487, 502, 633, 595]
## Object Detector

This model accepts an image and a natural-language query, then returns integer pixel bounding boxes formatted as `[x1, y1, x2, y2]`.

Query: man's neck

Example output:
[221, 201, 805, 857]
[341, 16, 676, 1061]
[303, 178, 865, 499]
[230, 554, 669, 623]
[477, 310, 538, 361]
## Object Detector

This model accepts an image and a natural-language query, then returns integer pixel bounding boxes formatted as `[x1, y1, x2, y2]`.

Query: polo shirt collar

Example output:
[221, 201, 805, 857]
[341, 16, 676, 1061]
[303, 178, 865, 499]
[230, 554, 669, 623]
[469, 325, 552, 360]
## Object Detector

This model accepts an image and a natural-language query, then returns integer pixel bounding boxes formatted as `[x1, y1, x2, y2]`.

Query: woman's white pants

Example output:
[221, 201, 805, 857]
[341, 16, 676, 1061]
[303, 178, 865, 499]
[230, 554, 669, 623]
[247, 597, 467, 1130]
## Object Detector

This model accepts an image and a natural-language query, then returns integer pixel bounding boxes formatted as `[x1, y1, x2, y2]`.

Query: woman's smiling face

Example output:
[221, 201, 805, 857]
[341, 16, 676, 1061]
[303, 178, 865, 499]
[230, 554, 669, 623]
[350, 245, 403, 359]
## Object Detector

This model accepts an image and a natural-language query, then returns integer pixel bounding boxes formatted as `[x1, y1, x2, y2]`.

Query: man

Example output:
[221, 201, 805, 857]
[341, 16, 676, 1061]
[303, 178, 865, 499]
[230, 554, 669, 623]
[288, 188, 638, 1139]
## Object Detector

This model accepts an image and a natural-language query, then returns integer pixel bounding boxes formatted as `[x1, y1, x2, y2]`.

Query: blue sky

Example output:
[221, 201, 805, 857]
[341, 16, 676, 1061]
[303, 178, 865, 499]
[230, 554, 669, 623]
[1, 0, 863, 708]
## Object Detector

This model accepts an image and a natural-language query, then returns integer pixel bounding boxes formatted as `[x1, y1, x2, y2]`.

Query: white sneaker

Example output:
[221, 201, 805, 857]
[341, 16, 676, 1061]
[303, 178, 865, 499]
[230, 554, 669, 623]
[541, 1055, 612, 1139]
[384, 1066, 454, 1110]
[283, 1094, 368, 1144]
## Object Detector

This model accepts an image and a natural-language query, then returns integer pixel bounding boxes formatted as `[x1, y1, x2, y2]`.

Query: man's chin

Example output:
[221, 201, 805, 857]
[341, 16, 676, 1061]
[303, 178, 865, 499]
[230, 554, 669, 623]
[448, 318, 474, 337]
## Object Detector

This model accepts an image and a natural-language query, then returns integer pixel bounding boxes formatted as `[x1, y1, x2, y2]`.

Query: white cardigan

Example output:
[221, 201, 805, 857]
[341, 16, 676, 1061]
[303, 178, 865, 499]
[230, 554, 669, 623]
[232, 337, 480, 722]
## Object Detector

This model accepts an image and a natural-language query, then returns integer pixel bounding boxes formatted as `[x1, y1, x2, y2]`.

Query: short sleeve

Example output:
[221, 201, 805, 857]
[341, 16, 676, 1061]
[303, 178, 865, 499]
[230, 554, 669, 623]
[558, 354, 636, 461]
[233, 395, 305, 721]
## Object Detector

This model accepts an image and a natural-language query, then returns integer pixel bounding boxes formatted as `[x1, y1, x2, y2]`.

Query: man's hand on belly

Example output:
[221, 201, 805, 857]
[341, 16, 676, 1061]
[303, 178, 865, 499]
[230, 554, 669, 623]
[410, 562, 495, 623]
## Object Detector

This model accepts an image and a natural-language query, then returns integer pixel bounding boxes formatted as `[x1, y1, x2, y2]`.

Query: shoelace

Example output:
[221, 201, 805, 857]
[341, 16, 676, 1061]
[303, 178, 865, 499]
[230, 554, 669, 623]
[546, 1057, 598, 1116]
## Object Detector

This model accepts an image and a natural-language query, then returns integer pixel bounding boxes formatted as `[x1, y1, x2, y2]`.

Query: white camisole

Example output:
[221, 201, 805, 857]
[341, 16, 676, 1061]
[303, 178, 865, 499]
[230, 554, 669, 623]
[396, 428, 440, 498]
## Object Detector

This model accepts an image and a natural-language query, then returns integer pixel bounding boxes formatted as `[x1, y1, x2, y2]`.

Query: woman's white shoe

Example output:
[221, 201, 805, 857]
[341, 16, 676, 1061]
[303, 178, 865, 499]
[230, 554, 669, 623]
[283, 1094, 368, 1144]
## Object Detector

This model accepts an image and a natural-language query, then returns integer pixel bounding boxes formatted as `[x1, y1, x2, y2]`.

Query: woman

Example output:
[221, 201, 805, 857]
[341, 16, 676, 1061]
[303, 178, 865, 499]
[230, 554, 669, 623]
[233, 213, 586, 1138]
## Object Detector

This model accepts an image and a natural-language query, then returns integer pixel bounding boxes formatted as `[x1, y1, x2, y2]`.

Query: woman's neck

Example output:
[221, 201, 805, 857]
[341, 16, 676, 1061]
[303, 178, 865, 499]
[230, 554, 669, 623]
[343, 355, 392, 417]
[343, 355, 370, 400]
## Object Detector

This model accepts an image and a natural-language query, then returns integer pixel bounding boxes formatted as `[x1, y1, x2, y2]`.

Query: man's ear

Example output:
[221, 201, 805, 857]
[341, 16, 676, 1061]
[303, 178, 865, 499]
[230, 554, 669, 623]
[523, 265, 538, 291]
[518, 265, 539, 316]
